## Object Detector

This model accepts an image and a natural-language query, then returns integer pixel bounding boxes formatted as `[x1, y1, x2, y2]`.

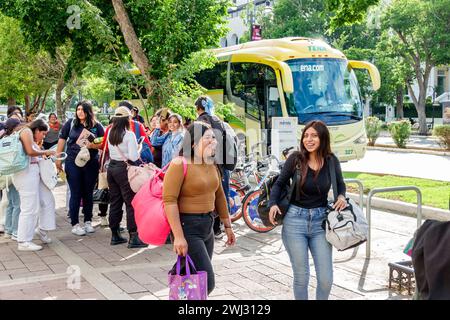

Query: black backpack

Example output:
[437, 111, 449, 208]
[204, 114, 238, 171]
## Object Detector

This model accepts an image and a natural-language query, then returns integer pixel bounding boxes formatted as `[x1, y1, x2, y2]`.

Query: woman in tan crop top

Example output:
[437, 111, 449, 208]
[163, 121, 236, 295]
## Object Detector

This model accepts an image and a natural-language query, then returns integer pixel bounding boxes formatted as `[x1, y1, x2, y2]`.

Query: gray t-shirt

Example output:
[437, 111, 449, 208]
[44, 126, 60, 144]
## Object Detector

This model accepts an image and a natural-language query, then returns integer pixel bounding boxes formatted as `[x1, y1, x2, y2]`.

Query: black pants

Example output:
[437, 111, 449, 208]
[180, 213, 215, 295]
[66, 159, 99, 226]
[98, 203, 108, 217]
[107, 160, 137, 232]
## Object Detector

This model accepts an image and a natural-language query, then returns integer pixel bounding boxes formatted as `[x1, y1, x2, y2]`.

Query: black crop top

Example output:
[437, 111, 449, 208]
[268, 152, 346, 209]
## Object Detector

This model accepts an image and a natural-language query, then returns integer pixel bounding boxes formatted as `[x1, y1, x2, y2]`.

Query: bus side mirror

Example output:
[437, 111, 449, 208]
[348, 60, 381, 91]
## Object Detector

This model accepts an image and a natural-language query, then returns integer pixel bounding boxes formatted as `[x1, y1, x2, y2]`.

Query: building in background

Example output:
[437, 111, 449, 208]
[407, 65, 449, 126]
[220, 0, 274, 47]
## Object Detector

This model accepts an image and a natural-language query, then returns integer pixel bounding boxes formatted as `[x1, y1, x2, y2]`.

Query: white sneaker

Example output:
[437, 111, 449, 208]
[11, 234, 17, 241]
[101, 216, 109, 227]
[35, 228, 52, 244]
[84, 221, 95, 233]
[71, 224, 86, 236]
[18, 241, 42, 251]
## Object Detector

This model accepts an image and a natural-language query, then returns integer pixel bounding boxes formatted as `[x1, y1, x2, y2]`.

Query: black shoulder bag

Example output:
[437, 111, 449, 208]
[257, 165, 301, 227]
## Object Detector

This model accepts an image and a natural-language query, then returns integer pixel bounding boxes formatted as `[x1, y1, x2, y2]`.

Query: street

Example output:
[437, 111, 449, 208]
[341, 149, 450, 182]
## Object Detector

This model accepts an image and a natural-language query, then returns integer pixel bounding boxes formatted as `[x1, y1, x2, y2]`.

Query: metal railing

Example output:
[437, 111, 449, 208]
[365, 186, 422, 258]
[344, 179, 364, 210]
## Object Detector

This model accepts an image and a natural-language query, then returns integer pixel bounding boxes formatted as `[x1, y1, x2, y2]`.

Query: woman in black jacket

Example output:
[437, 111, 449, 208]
[268, 120, 347, 300]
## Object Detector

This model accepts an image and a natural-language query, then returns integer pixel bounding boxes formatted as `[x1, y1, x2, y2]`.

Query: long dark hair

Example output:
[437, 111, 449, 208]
[29, 119, 49, 134]
[3, 118, 22, 136]
[74, 100, 96, 129]
[296, 120, 332, 190]
[109, 116, 130, 146]
[178, 121, 212, 159]
[7, 105, 23, 118]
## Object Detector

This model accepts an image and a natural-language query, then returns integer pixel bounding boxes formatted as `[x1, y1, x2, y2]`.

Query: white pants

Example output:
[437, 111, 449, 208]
[0, 189, 7, 225]
[13, 163, 56, 242]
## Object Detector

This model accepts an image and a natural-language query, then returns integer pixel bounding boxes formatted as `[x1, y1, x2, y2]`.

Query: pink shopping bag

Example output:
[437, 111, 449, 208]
[168, 255, 208, 300]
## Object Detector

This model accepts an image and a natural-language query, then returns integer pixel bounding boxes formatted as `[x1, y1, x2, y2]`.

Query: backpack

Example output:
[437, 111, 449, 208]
[0, 128, 29, 176]
[323, 156, 368, 251]
[133, 121, 154, 164]
[132, 157, 187, 246]
[205, 114, 238, 171]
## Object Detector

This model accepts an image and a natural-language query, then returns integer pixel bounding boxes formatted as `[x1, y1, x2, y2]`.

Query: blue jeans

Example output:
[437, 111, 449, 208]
[5, 184, 20, 237]
[65, 159, 99, 226]
[282, 204, 333, 300]
[222, 169, 231, 212]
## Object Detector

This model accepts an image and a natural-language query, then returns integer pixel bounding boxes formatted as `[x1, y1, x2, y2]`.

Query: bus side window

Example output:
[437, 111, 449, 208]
[268, 87, 282, 117]
[195, 63, 227, 90]
[230, 63, 261, 120]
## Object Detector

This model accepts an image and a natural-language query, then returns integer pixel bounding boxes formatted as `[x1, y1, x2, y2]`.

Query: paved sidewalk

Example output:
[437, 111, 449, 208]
[0, 183, 427, 300]
[377, 132, 442, 150]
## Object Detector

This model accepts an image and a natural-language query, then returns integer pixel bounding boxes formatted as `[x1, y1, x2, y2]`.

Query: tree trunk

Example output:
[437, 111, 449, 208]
[407, 74, 429, 135]
[133, 85, 151, 124]
[395, 86, 404, 119]
[55, 78, 65, 122]
[24, 95, 31, 115]
[408, 87, 428, 135]
[7, 97, 16, 107]
[31, 95, 41, 114]
[111, 0, 153, 85]
[38, 89, 49, 114]
[416, 105, 427, 135]
[62, 94, 73, 122]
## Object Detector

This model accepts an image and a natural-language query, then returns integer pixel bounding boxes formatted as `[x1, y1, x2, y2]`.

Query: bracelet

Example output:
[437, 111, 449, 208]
[224, 226, 232, 229]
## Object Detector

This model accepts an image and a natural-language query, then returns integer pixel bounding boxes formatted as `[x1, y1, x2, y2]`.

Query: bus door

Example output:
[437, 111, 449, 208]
[227, 62, 281, 156]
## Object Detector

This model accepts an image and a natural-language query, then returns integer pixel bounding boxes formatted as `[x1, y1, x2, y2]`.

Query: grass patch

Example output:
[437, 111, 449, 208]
[343, 172, 450, 210]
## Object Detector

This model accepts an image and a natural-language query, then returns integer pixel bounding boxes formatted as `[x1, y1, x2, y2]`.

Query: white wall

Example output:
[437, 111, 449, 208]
[409, 66, 450, 100]
[221, 0, 271, 47]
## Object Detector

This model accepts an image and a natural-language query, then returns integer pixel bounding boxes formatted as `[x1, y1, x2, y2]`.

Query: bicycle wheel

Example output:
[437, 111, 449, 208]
[241, 189, 275, 233]
[229, 183, 245, 222]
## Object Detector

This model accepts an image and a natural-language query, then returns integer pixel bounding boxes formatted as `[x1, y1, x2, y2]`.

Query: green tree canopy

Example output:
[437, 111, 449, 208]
[325, 0, 379, 30]
[0, 14, 54, 110]
[382, 0, 450, 134]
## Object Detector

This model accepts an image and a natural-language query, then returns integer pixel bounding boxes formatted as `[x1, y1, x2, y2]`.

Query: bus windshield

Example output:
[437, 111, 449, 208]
[286, 58, 363, 125]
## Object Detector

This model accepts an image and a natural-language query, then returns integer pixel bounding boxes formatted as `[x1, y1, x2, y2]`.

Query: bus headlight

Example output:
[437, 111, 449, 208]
[354, 135, 367, 144]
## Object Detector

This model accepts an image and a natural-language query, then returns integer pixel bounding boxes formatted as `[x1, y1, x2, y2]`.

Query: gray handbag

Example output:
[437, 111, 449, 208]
[323, 156, 368, 251]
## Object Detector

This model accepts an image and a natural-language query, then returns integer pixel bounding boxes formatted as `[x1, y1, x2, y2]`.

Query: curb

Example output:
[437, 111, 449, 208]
[347, 192, 450, 222]
[368, 145, 450, 156]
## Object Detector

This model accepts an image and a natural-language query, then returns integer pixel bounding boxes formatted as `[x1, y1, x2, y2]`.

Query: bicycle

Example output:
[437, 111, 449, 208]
[240, 154, 283, 233]
[229, 152, 272, 222]
[228, 145, 263, 221]
[237, 146, 296, 232]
